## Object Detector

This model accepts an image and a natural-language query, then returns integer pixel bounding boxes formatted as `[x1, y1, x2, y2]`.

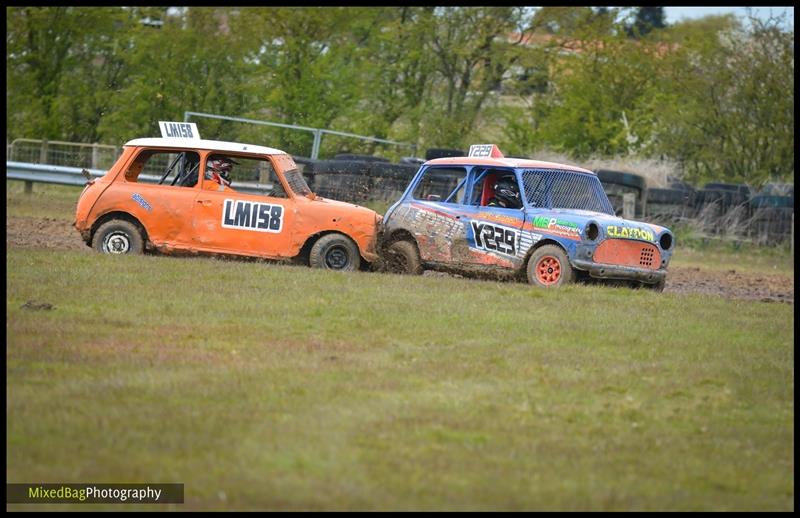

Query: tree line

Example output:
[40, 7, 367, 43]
[6, 6, 794, 187]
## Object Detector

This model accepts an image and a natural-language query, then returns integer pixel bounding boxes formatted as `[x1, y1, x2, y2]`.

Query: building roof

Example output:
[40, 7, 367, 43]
[124, 138, 287, 156]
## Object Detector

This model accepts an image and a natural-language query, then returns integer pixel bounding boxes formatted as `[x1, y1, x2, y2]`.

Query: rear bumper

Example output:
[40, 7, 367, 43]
[571, 258, 666, 284]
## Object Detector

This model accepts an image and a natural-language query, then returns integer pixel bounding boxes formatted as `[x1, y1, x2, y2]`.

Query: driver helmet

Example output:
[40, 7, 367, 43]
[493, 175, 521, 208]
[206, 156, 238, 186]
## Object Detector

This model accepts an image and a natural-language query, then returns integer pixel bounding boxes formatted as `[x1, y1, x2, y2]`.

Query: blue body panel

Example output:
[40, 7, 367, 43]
[382, 163, 674, 284]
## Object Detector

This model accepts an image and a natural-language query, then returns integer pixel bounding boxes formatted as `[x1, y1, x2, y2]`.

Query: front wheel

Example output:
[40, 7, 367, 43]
[309, 233, 361, 271]
[526, 245, 574, 287]
[92, 219, 144, 255]
[384, 240, 423, 275]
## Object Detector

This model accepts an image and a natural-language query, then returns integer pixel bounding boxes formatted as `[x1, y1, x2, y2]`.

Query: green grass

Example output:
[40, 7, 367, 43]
[5, 181, 795, 510]
[6, 181, 85, 221]
[6, 248, 794, 511]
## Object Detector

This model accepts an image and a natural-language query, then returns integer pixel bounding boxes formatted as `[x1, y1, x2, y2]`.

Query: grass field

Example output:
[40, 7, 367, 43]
[5, 182, 795, 511]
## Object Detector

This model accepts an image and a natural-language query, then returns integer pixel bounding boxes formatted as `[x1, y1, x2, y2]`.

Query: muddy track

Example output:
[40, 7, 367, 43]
[6, 215, 793, 304]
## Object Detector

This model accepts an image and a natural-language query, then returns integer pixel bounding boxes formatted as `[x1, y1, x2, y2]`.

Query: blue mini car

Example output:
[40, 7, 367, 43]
[379, 145, 674, 290]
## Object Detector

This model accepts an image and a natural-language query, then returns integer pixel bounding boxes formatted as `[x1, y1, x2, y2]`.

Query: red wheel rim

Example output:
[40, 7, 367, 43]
[536, 256, 561, 285]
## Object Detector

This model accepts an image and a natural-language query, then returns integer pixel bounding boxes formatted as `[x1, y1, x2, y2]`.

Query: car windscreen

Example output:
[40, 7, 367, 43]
[284, 168, 312, 196]
[521, 169, 615, 215]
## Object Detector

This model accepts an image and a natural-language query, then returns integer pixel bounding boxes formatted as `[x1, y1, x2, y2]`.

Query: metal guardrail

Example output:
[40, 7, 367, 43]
[184, 111, 418, 160]
[6, 161, 275, 195]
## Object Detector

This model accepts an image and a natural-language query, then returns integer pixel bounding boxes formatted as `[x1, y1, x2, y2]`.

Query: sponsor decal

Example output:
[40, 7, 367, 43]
[532, 216, 580, 237]
[158, 121, 200, 139]
[606, 225, 655, 242]
[131, 193, 152, 212]
[222, 199, 283, 233]
[470, 221, 519, 256]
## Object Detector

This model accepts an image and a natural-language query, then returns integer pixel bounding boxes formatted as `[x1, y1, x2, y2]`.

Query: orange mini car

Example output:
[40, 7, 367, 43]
[74, 129, 380, 271]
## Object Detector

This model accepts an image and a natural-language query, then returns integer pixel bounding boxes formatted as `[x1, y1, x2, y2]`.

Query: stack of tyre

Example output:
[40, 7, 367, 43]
[748, 184, 794, 244]
[645, 181, 696, 224]
[293, 149, 463, 204]
[594, 169, 648, 219]
[691, 183, 752, 236]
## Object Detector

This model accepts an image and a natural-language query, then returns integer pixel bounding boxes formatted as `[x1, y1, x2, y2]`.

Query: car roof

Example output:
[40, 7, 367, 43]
[425, 156, 595, 175]
[124, 138, 287, 156]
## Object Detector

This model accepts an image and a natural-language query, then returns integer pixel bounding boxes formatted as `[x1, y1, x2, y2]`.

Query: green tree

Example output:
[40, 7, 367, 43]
[504, 12, 663, 158]
[626, 7, 666, 39]
[232, 7, 379, 156]
[6, 7, 138, 141]
[651, 14, 794, 186]
[421, 7, 529, 148]
[98, 8, 255, 143]
[340, 7, 437, 153]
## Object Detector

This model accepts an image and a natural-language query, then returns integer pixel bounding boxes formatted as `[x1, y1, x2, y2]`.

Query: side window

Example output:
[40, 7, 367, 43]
[468, 168, 519, 207]
[224, 156, 288, 198]
[124, 150, 200, 188]
[412, 167, 468, 203]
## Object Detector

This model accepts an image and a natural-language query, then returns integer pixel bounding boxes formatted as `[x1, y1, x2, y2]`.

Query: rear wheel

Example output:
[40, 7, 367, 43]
[527, 245, 574, 287]
[309, 233, 360, 271]
[92, 219, 144, 255]
[384, 240, 423, 275]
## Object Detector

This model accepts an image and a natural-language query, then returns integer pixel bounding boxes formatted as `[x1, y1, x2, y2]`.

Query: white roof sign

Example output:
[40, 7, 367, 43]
[159, 121, 200, 140]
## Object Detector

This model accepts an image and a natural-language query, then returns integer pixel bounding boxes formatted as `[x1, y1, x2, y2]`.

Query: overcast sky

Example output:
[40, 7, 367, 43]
[663, 6, 794, 28]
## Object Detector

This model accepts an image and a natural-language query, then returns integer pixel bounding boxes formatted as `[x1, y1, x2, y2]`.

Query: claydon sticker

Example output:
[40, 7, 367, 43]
[606, 225, 655, 242]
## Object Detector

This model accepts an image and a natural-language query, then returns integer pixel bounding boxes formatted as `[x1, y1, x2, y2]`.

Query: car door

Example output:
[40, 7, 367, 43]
[191, 155, 295, 258]
[457, 168, 526, 268]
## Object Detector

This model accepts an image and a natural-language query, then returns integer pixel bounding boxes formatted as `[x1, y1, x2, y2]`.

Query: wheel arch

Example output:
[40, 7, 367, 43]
[383, 228, 420, 251]
[89, 211, 149, 246]
[523, 238, 568, 268]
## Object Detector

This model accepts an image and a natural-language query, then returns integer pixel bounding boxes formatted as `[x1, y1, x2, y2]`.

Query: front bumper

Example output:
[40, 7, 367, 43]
[571, 258, 666, 284]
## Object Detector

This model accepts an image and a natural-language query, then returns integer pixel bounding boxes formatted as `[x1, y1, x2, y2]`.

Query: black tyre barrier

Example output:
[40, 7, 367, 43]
[307, 160, 419, 203]
[749, 195, 794, 209]
[333, 153, 391, 163]
[647, 188, 692, 205]
[425, 148, 465, 161]
[748, 206, 793, 244]
[668, 180, 695, 192]
[313, 159, 374, 175]
[595, 169, 648, 191]
[703, 182, 752, 198]
[595, 169, 648, 218]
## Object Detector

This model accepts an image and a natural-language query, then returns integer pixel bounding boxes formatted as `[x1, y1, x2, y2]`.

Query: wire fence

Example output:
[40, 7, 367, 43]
[7, 139, 123, 170]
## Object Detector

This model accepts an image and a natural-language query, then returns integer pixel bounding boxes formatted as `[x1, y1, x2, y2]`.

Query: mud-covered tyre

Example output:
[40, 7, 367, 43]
[527, 245, 574, 287]
[92, 219, 144, 255]
[309, 233, 361, 271]
[384, 240, 423, 275]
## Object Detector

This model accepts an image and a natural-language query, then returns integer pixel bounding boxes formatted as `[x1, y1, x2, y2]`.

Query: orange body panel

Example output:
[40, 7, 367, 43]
[74, 144, 380, 262]
[593, 239, 661, 270]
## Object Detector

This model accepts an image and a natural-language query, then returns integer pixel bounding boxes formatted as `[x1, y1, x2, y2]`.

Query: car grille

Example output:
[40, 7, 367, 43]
[593, 239, 660, 270]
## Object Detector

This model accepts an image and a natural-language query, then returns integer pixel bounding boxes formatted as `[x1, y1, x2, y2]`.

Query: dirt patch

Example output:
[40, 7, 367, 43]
[664, 266, 793, 304]
[7, 215, 793, 304]
[6, 216, 89, 252]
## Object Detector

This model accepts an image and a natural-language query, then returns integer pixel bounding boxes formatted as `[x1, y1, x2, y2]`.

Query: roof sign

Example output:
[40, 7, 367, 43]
[468, 144, 504, 158]
[159, 121, 200, 140]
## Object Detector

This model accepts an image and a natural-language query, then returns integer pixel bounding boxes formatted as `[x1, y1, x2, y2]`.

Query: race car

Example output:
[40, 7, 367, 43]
[379, 144, 674, 290]
[74, 121, 380, 271]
